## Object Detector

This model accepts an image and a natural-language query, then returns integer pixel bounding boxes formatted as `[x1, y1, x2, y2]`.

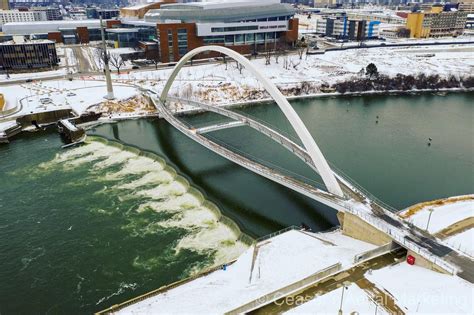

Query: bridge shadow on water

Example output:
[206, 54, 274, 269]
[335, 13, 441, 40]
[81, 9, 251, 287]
[91, 118, 339, 238]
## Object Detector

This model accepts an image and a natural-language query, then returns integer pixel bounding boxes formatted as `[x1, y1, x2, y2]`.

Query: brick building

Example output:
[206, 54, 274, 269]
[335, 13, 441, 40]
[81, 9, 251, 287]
[145, 0, 299, 63]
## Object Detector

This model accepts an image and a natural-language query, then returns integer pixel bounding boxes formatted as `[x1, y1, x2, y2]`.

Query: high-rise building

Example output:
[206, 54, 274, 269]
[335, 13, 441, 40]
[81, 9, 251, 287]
[31, 7, 62, 20]
[0, 9, 47, 25]
[406, 6, 467, 38]
[0, 39, 58, 70]
[0, 0, 9, 11]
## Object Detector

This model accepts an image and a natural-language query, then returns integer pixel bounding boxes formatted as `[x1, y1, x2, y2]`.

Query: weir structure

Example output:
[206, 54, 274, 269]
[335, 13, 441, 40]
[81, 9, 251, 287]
[151, 46, 473, 283]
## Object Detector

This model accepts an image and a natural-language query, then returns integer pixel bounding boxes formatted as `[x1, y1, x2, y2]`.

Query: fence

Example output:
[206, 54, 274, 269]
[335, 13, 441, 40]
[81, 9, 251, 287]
[354, 242, 401, 264]
[225, 263, 342, 315]
[95, 259, 238, 315]
[348, 208, 458, 275]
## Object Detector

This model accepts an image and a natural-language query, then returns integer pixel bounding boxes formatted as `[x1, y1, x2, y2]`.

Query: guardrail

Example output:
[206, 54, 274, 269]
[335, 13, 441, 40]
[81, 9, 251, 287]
[225, 263, 342, 315]
[96, 259, 238, 315]
[155, 95, 459, 276]
[354, 242, 401, 264]
[256, 225, 301, 243]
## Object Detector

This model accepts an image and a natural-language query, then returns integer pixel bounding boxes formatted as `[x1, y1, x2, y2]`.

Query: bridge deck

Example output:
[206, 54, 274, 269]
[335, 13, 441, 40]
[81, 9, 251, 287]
[195, 121, 246, 134]
[152, 96, 473, 283]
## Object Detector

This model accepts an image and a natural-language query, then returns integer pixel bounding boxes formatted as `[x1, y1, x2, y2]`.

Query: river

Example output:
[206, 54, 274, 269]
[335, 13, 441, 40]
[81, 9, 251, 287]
[0, 92, 472, 313]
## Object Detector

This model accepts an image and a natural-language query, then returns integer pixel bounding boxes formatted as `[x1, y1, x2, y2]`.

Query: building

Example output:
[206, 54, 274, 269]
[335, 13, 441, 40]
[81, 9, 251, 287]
[314, 15, 381, 40]
[0, 39, 58, 70]
[86, 8, 120, 20]
[106, 20, 157, 48]
[120, 0, 175, 19]
[458, 2, 474, 14]
[467, 13, 474, 28]
[0, 9, 47, 25]
[30, 7, 62, 21]
[1, 0, 9, 10]
[1, 20, 104, 44]
[144, 0, 299, 63]
[346, 10, 406, 24]
[406, 7, 468, 38]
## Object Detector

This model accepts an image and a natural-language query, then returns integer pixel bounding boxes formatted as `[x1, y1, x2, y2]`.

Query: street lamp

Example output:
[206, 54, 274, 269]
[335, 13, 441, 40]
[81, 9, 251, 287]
[338, 281, 350, 315]
[425, 208, 434, 232]
[368, 295, 379, 315]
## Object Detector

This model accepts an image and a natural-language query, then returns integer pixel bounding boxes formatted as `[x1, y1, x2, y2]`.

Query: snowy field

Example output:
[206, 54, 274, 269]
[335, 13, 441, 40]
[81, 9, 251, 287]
[0, 79, 139, 125]
[107, 43, 474, 105]
[401, 196, 474, 234]
[286, 283, 386, 315]
[117, 229, 376, 314]
[367, 262, 473, 314]
[445, 228, 474, 257]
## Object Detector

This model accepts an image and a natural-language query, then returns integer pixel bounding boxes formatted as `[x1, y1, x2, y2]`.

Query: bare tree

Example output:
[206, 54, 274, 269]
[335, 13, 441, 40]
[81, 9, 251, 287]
[234, 60, 244, 74]
[264, 49, 271, 65]
[94, 47, 105, 69]
[109, 53, 125, 75]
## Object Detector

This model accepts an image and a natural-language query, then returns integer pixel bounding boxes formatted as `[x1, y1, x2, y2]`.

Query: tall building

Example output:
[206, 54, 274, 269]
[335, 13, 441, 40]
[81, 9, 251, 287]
[0, 39, 58, 70]
[0, 9, 47, 25]
[31, 7, 62, 20]
[314, 15, 381, 40]
[406, 6, 467, 38]
[144, 0, 299, 63]
[0, 0, 9, 10]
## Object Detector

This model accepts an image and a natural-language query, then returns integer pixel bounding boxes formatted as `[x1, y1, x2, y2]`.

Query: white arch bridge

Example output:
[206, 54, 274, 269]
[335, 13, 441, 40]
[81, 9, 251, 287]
[149, 46, 473, 282]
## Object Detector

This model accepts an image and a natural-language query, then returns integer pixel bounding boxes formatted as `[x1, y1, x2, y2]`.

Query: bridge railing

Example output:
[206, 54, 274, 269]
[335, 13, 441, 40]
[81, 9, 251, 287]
[156, 96, 458, 276]
[348, 208, 457, 275]
[255, 225, 302, 243]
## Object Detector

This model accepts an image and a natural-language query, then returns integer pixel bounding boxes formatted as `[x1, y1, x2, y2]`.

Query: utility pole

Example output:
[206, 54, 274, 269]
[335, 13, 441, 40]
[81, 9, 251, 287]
[426, 208, 434, 231]
[100, 14, 114, 100]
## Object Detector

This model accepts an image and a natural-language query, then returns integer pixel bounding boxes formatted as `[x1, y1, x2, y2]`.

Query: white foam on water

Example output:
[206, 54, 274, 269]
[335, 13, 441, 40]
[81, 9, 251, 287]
[107, 156, 164, 180]
[118, 171, 175, 189]
[63, 144, 122, 168]
[136, 181, 187, 200]
[93, 151, 137, 169]
[159, 206, 219, 229]
[175, 223, 248, 266]
[150, 193, 202, 211]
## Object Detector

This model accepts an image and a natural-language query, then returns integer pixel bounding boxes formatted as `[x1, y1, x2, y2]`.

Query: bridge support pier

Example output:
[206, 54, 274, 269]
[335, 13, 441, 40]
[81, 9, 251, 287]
[337, 212, 392, 246]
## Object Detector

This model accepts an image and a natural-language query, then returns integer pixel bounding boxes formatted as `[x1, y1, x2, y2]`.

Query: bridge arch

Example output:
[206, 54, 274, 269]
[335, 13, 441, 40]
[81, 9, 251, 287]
[160, 46, 344, 197]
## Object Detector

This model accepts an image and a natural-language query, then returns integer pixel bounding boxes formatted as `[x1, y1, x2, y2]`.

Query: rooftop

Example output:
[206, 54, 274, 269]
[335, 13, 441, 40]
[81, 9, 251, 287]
[145, 0, 295, 24]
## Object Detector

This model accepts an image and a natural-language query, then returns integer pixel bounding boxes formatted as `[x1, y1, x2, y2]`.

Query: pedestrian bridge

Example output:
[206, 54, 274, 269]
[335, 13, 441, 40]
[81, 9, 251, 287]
[149, 45, 473, 282]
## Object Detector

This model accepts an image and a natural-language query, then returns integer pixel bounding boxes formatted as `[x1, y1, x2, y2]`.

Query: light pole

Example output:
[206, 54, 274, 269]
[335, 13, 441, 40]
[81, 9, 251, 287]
[368, 295, 379, 315]
[338, 281, 350, 315]
[100, 14, 114, 100]
[425, 208, 434, 231]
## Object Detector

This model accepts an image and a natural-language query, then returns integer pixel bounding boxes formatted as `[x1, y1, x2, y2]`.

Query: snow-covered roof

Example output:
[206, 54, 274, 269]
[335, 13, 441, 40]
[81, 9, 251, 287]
[2, 20, 102, 35]
[145, 0, 295, 23]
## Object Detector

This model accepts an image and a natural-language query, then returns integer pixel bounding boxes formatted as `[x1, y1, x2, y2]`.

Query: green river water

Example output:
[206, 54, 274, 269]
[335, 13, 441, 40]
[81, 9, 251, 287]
[0, 92, 472, 313]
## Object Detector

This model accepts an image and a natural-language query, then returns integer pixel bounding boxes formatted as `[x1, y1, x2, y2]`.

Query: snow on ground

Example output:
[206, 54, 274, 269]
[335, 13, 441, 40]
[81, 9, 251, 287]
[402, 198, 473, 234]
[109, 43, 474, 105]
[0, 68, 68, 84]
[285, 283, 386, 315]
[0, 79, 139, 124]
[445, 228, 474, 257]
[367, 262, 473, 314]
[117, 229, 376, 314]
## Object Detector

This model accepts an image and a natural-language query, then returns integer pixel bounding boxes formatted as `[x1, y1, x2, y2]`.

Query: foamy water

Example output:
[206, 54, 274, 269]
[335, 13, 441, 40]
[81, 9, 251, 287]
[47, 138, 251, 270]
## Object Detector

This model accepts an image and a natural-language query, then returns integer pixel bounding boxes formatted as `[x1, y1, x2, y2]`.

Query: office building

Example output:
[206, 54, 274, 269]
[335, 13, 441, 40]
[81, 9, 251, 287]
[144, 0, 299, 63]
[0, 39, 58, 70]
[314, 15, 381, 40]
[0, 9, 47, 25]
[406, 6, 467, 38]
